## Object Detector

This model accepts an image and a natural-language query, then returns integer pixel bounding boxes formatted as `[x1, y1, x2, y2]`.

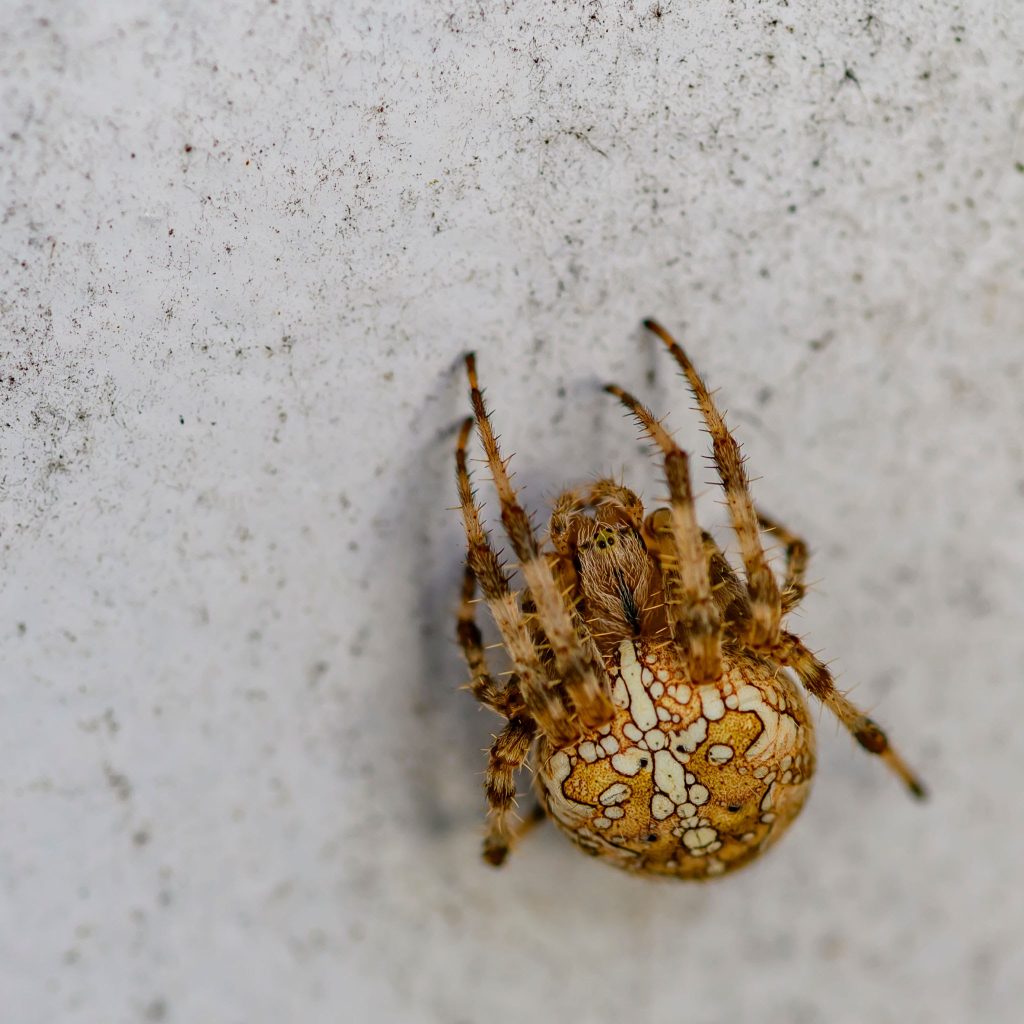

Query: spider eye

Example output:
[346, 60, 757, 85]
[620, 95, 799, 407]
[727, 804, 742, 813]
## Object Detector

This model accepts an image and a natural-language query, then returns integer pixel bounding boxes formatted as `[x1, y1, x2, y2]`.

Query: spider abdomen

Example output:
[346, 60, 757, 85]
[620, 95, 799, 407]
[536, 639, 815, 879]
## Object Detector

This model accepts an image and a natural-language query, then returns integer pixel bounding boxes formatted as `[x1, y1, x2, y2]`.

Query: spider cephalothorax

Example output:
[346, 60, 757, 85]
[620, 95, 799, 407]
[454, 320, 924, 879]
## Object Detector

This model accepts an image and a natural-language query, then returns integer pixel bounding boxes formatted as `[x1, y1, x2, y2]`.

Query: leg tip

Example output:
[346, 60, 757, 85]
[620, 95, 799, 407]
[482, 841, 509, 867]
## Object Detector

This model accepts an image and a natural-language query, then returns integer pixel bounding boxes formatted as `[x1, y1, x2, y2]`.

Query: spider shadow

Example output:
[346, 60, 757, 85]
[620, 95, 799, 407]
[382, 356, 500, 848]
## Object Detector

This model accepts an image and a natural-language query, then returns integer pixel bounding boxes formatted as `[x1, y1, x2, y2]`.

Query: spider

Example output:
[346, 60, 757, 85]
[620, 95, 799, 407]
[454, 319, 925, 879]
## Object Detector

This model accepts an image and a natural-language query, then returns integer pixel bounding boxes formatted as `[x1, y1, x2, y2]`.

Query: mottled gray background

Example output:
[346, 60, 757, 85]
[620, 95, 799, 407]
[2, 2, 1023, 1023]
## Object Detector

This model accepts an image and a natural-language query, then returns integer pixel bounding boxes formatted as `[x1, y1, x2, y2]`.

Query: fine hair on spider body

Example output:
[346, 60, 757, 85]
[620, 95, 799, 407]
[454, 319, 925, 879]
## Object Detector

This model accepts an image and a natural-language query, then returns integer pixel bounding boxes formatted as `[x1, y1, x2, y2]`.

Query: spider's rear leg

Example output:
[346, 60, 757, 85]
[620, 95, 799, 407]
[776, 630, 927, 799]
[482, 714, 540, 866]
[484, 797, 546, 867]
[604, 384, 723, 683]
[757, 510, 809, 614]
[644, 319, 782, 650]
[465, 355, 613, 735]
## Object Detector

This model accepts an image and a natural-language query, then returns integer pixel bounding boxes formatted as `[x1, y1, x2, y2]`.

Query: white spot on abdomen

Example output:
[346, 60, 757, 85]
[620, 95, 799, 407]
[688, 783, 709, 806]
[699, 687, 726, 721]
[682, 826, 718, 851]
[599, 782, 631, 806]
[653, 749, 688, 803]
[644, 729, 667, 751]
[611, 749, 648, 776]
[618, 640, 658, 731]
[549, 751, 571, 783]
[708, 744, 734, 765]
[670, 716, 708, 755]
[651, 794, 675, 819]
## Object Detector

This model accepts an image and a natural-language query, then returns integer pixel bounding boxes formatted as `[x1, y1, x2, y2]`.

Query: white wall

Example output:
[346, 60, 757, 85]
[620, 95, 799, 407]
[2, 3, 1023, 1022]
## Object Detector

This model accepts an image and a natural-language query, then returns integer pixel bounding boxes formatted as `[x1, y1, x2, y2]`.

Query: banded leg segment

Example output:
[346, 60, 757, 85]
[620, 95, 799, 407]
[457, 558, 523, 718]
[757, 510, 810, 614]
[775, 630, 926, 799]
[455, 417, 574, 741]
[644, 319, 782, 648]
[482, 714, 539, 865]
[701, 529, 752, 629]
[604, 384, 722, 683]
[466, 355, 612, 738]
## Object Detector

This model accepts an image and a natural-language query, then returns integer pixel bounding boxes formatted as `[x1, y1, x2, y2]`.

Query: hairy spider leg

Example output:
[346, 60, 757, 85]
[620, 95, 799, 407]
[455, 417, 573, 738]
[457, 559, 523, 719]
[455, 416, 562, 861]
[773, 630, 927, 799]
[644, 319, 782, 649]
[757, 509, 810, 614]
[481, 715, 538, 865]
[603, 384, 723, 683]
[465, 354, 613, 739]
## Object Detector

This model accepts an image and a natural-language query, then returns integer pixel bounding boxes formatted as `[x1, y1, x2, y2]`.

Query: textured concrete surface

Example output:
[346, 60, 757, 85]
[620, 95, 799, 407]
[2, 3, 1023, 1023]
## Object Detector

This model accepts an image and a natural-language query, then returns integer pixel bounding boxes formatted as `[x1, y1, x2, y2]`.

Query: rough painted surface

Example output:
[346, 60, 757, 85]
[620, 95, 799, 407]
[2, 3, 1023, 1023]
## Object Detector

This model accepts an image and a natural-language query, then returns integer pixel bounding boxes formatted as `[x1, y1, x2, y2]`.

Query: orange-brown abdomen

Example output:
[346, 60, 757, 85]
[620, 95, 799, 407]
[536, 640, 815, 879]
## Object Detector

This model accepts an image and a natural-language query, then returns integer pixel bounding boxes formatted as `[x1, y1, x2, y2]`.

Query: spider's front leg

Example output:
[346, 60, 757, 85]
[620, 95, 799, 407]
[455, 415, 576, 743]
[757, 510, 809, 614]
[604, 384, 723, 683]
[464, 355, 614, 736]
[644, 318, 783, 650]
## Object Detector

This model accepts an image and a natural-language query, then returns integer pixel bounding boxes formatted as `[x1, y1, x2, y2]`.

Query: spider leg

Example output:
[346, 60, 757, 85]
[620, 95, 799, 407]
[457, 558, 523, 718]
[757, 509, 809, 614]
[465, 355, 613, 739]
[549, 489, 587, 558]
[482, 714, 539, 865]
[586, 479, 645, 521]
[485, 800, 546, 869]
[775, 630, 927, 799]
[644, 318, 782, 649]
[604, 384, 723, 683]
[701, 529, 752, 628]
[455, 417, 575, 742]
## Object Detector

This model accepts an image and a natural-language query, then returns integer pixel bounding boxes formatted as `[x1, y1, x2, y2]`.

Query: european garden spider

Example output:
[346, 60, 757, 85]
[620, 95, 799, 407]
[455, 320, 925, 879]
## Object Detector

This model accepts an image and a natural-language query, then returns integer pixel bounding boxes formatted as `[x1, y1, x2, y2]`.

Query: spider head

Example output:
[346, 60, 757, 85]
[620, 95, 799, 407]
[571, 510, 654, 636]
